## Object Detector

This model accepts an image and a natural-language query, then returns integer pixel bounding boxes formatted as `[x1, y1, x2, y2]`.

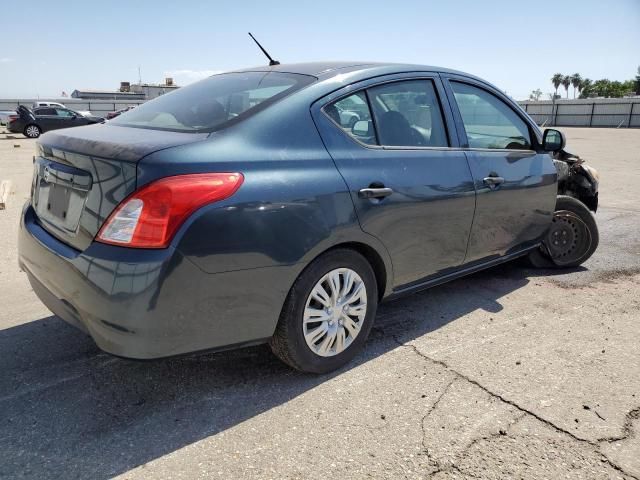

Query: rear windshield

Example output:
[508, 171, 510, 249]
[110, 71, 315, 133]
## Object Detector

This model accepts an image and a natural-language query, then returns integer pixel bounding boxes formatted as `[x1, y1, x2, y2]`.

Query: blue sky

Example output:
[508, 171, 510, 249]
[1, 0, 638, 100]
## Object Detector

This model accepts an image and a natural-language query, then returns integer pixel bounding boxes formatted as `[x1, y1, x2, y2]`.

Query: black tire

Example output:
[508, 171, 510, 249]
[270, 248, 378, 373]
[527, 195, 599, 268]
[23, 124, 41, 138]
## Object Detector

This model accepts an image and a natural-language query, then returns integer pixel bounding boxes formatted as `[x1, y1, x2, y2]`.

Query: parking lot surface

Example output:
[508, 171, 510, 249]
[0, 127, 639, 479]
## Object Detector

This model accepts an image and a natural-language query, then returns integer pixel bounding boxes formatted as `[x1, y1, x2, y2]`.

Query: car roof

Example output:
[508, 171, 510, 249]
[232, 61, 481, 81]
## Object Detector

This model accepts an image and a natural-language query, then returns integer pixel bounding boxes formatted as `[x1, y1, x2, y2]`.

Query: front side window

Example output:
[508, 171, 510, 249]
[111, 71, 315, 132]
[451, 82, 531, 150]
[324, 92, 377, 146]
[368, 80, 448, 147]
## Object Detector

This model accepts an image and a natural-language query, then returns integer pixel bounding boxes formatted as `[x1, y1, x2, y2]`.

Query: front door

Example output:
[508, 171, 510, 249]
[52, 108, 84, 130]
[313, 75, 476, 288]
[33, 107, 59, 132]
[443, 77, 557, 263]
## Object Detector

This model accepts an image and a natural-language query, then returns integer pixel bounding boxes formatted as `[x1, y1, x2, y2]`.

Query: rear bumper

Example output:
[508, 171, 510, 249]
[7, 122, 22, 133]
[18, 203, 296, 359]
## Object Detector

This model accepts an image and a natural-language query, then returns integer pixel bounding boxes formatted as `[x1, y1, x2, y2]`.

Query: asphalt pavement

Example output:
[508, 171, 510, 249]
[0, 127, 638, 479]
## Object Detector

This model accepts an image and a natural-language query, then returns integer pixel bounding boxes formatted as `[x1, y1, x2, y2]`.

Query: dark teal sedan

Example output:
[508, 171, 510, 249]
[18, 62, 599, 373]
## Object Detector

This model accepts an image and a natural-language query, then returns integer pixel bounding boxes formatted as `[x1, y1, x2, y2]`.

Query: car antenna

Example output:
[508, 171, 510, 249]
[248, 32, 280, 66]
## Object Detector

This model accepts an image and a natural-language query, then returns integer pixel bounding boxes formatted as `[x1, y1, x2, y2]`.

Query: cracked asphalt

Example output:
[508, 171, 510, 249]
[0, 127, 639, 479]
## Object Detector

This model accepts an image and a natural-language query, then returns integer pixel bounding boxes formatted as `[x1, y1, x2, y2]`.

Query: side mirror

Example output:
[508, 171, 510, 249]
[542, 128, 565, 152]
[352, 120, 372, 137]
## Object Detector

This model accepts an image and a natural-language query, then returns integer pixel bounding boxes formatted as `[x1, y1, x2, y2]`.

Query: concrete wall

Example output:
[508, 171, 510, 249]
[0, 98, 147, 118]
[518, 98, 640, 128]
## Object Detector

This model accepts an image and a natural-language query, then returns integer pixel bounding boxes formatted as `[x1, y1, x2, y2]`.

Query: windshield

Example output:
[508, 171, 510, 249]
[111, 71, 315, 133]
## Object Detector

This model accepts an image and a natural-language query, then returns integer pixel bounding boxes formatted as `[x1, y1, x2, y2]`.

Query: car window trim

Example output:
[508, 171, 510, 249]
[441, 76, 541, 152]
[363, 89, 381, 146]
[319, 75, 456, 151]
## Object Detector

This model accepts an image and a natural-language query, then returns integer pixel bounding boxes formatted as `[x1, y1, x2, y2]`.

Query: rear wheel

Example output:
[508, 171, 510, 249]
[270, 249, 378, 373]
[528, 195, 599, 268]
[24, 124, 41, 138]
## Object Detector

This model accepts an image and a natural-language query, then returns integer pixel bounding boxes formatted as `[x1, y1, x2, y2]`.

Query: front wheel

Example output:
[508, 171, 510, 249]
[528, 195, 599, 268]
[270, 249, 378, 373]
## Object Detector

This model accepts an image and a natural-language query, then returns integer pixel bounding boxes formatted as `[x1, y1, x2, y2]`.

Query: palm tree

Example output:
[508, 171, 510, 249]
[570, 73, 582, 99]
[551, 73, 563, 98]
[561, 75, 571, 98]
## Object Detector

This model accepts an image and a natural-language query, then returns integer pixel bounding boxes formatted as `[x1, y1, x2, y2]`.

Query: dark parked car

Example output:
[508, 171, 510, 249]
[7, 105, 103, 138]
[18, 62, 599, 373]
[106, 105, 136, 120]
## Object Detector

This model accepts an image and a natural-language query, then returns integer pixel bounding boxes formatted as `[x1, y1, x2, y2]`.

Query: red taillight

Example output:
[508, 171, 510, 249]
[96, 173, 244, 248]
[8, 115, 18, 122]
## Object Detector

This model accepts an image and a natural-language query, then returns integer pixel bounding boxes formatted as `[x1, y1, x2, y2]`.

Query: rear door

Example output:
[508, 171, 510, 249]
[33, 108, 59, 131]
[313, 74, 476, 289]
[442, 76, 557, 262]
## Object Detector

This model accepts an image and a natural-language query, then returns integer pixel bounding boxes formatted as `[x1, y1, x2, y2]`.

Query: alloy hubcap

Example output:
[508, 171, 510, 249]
[303, 268, 367, 357]
[26, 126, 39, 137]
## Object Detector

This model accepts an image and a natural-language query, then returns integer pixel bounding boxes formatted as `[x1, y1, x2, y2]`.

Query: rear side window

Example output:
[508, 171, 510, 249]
[450, 82, 531, 150]
[368, 80, 449, 147]
[324, 79, 449, 148]
[36, 108, 56, 115]
[324, 92, 377, 146]
[111, 71, 315, 133]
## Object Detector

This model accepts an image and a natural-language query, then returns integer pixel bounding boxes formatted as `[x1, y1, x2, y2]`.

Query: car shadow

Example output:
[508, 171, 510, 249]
[1, 262, 535, 479]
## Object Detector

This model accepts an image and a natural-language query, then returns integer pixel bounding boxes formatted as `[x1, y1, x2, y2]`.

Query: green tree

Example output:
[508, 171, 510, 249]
[529, 88, 543, 101]
[570, 73, 582, 98]
[634, 66, 640, 95]
[561, 75, 571, 98]
[578, 77, 635, 99]
[551, 73, 563, 99]
[579, 78, 593, 98]
[621, 80, 635, 96]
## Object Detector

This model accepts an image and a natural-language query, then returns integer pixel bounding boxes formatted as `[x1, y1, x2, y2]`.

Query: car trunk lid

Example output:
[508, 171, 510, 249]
[32, 124, 208, 251]
[17, 105, 35, 122]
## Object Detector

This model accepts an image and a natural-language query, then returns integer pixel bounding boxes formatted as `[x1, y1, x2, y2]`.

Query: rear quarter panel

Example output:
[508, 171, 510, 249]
[137, 93, 394, 294]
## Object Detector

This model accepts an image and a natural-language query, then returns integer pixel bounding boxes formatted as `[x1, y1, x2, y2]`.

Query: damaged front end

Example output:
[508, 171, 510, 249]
[553, 149, 599, 212]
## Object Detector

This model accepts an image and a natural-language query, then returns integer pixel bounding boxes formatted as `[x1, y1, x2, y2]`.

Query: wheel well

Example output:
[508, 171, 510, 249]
[325, 242, 388, 300]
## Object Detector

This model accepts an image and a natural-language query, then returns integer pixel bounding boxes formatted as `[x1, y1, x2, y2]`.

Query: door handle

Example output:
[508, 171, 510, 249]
[358, 187, 394, 199]
[483, 176, 505, 189]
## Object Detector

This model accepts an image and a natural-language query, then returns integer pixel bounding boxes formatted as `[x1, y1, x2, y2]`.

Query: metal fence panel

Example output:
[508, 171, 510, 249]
[591, 115, 627, 127]
[0, 98, 147, 115]
[556, 114, 591, 127]
[558, 103, 593, 115]
[524, 104, 552, 115]
[519, 99, 639, 128]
